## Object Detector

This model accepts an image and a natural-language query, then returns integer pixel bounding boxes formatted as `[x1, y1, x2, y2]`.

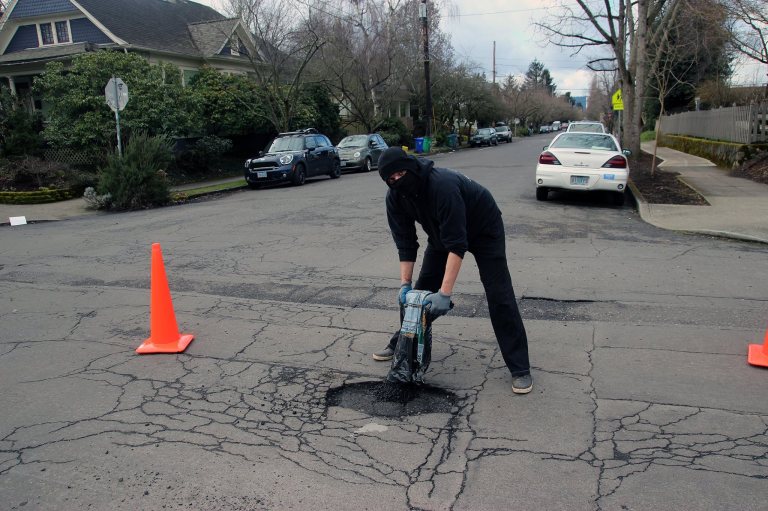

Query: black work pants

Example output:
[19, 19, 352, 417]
[386, 226, 530, 377]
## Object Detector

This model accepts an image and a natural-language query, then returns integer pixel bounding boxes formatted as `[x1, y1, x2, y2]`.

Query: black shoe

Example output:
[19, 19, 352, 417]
[512, 373, 533, 394]
[372, 346, 394, 361]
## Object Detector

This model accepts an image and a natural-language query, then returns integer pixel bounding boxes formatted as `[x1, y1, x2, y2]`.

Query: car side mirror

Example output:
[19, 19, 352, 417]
[258, 150, 264, 157]
[623, 149, 632, 157]
[543, 146, 548, 150]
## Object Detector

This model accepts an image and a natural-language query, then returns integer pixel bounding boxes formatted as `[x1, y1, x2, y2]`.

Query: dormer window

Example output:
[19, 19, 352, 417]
[230, 37, 242, 56]
[37, 20, 71, 46]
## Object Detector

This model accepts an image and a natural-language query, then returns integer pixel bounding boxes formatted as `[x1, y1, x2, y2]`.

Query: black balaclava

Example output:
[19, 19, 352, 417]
[378, 147, 421, 197]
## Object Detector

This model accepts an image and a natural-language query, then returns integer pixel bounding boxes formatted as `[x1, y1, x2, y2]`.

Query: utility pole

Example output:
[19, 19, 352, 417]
[492, 41, 496, 85]
[419, 0, 432, 137]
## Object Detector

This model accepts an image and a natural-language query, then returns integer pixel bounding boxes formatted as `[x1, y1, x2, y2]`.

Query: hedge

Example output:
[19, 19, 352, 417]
[0, 188, 74, 204]
[659, 134, 768, 169]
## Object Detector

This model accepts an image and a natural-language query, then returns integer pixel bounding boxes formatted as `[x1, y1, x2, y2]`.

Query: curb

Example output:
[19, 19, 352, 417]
[172, 184, 248, 200]
[627, 178, 768, 245]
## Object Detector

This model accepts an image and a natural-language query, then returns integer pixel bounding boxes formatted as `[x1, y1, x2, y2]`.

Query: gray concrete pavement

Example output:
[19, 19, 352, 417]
[1, 134, 767, 510]
[635, 142, 768, 243]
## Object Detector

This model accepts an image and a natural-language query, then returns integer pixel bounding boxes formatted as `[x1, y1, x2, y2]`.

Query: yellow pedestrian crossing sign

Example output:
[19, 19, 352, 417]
[612, 89, 624, 111]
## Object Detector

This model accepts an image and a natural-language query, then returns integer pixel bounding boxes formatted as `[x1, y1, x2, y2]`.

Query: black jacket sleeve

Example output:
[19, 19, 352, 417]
[386, 191, 419, 261]
[435, 184, 468, 258]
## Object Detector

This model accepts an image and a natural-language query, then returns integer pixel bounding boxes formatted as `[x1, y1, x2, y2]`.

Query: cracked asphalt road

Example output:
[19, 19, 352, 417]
[1, 135, 767, 510]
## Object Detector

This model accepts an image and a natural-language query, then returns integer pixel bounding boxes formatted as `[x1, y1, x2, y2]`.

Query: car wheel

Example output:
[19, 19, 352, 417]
[536, 187, 549, 201]
[612, 191, 625, 206]
[292, 164, 306, 186]
[363, 157, 372, 173]
[493, 139, 498, 146]
[329, 160, 341, 179]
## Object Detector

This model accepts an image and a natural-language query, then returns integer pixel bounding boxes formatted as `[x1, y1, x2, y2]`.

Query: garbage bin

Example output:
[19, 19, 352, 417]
[415, 137, 424, 154]
[447, 133, 458, 148]
[423, 137, 431, 153]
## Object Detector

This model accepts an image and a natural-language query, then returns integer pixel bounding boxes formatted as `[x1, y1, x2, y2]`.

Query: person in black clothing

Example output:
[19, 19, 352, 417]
[373, 146, 533, 394]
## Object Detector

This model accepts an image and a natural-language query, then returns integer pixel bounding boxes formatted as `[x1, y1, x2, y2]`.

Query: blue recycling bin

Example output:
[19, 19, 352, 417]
[447, 133, 458, 148]
[415, 137, 424, 154]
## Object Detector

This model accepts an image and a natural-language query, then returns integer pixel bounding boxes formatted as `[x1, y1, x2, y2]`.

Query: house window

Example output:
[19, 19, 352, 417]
[230, 37, 243, 56]
[37, 20, 72, 46]
[55, 21, 70, 43]
[39, 23, 54, 45]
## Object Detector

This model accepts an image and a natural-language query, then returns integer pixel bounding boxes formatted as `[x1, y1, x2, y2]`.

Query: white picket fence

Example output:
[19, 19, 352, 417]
[659, 102, 767, 144]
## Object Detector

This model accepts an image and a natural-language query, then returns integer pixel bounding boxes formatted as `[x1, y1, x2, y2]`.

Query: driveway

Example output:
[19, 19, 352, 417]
[1, 135, 767, 510]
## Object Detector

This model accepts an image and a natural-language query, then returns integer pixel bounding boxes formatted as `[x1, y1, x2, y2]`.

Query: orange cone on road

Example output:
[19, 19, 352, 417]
[136, 243, 194, 354]
[747, 326, 768, 367]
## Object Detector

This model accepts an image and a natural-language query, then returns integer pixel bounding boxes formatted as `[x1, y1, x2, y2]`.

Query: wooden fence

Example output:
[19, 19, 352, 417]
[659, 102, 767, 144]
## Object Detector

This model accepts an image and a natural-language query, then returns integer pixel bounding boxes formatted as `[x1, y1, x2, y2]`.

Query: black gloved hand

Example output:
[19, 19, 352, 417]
[424, 291, 451, 317]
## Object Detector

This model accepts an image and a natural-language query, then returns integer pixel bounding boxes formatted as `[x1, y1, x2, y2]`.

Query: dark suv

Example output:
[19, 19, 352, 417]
[244, 128, 341, 188]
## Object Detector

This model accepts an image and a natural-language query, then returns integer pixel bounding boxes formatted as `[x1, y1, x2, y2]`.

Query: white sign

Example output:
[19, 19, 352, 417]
[105, 77, 129, 112]
[9, 216, 27, 226]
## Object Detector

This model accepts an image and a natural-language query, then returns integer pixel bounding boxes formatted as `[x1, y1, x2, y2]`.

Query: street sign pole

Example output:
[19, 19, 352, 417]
[105, 76, 128, 158]
[113, 76, 123, 158]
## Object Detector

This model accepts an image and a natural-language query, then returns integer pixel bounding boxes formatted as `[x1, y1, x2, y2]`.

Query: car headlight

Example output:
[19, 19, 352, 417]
[354, 151, 361, 158]
[245, 159, 251, 167]
[279, 154, 294, 165]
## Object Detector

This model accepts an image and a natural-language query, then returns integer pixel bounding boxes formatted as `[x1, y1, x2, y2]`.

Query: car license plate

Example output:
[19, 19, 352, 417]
[570, 176, 589, 185]
[256, 171, 267, 178]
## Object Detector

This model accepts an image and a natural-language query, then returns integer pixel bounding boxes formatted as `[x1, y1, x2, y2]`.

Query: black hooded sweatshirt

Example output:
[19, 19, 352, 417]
[386, 158, 504, 261]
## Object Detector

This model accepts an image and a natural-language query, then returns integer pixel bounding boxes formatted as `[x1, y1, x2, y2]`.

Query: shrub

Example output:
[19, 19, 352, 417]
[0, 156, 71, 190]
[0, 188, 74, 204]
[82, 187, 112, 210]
[196, 135, 232, 161]
[171, 135, 234, 179]
[376, 117, 409, 146]
[640, 130, 656, 142]
[97, 132, 172, 209]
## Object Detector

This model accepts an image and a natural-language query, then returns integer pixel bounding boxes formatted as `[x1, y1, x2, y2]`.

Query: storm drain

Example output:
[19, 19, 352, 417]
[326, 381, 459, 418]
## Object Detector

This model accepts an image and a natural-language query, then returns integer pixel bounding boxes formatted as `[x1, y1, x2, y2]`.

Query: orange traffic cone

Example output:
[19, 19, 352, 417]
[136, 243, 194, 354]
[747, 327, 768, 367]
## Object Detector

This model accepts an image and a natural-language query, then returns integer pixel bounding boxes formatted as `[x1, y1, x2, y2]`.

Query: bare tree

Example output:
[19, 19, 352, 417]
[310, 0, 422, 133]
[536, 0, 689, 155]
[223, 0, 325, 131]
[725, 0, 767, 97]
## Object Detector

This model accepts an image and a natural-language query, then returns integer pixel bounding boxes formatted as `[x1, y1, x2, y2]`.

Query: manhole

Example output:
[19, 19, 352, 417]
[325, 381, 459, 417]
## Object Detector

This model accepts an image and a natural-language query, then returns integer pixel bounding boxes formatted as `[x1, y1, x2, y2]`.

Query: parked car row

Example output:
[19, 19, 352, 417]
[244, 129, 390, 188]
[469, 125, 514, 147]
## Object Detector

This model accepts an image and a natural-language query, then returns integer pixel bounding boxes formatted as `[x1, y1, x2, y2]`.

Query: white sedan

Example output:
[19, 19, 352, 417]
[535, 132, 631, 205]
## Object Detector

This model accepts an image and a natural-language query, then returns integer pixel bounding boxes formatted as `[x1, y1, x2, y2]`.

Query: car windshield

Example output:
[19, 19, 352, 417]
[338, 135, 368, 148]
[496, 126, 509, 132]
[569, 123, 604, 133]
[477, 128, 493, 135]
[550, 134, 618, 151]
[268, 136, 304, 152]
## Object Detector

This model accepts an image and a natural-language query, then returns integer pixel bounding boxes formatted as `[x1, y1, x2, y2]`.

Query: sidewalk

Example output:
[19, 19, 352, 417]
[0, 176, 246, 224]
[633, 142, 768, 244]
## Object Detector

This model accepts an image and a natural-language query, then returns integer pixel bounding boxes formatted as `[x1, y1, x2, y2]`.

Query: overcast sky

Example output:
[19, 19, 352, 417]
[196, 0, 765, 95]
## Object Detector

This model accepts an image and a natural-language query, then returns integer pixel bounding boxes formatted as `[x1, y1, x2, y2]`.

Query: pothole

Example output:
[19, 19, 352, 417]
[326, 381, 459, 418]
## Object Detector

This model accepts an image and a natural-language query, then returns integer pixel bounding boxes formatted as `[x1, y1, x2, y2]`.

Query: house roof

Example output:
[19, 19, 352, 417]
[188, 18, 239, 56]
[74, 0, 227, 57]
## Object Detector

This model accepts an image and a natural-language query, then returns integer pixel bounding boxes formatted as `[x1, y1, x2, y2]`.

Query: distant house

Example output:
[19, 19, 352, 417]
[0, 0, 258, 109]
